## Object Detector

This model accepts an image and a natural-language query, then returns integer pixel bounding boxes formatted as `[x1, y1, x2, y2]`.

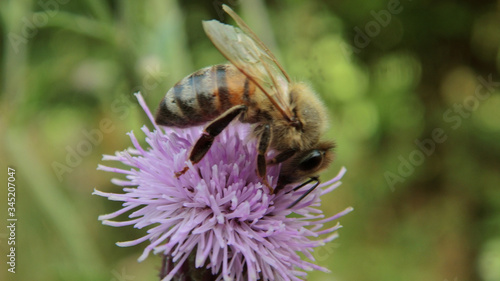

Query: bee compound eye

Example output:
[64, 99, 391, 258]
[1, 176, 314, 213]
[298, 150, 323, 171]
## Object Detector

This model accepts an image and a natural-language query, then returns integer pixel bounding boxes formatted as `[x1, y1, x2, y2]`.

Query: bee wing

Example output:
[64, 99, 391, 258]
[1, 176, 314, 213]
[202, 6, 293, 121]
[221, 5, 291, 83]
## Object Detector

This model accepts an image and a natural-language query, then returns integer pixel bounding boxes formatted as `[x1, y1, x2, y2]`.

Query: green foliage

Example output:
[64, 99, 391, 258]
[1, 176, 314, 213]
[1, 0, 499, 280]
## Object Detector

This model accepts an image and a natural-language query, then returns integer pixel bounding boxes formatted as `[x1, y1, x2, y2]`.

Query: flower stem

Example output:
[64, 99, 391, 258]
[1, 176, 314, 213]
[159, 254, 218, 281]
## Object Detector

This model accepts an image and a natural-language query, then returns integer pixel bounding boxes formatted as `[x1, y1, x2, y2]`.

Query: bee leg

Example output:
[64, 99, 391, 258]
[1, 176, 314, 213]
[256, 124, 273, 192]
[287, 177, 320, 208]
[268, 149, 297, 193]
[276, 176, 315, 194]
[267, 149, 296, 165]
[175, 105, 247, 177]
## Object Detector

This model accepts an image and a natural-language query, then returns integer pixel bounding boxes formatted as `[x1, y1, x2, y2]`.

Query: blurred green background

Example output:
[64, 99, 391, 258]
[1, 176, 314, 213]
[1, 0, 500, 280]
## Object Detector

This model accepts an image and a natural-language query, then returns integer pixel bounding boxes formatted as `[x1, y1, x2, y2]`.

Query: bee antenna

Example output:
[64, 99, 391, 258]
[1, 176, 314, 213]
[288, 177, 320, 208]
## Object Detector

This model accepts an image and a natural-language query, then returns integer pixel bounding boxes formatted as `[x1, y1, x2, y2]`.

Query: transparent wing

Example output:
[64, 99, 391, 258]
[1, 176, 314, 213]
[202, 5, 293, 121]
[221, 5, 291, 83]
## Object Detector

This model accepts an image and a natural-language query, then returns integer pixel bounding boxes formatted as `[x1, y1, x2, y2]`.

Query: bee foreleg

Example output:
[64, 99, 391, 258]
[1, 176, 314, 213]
[175, 105, 247, 178]
[287, 177, 320, 208]
[267, 149, 296, 165]
[256, 124, 273, 192]
[276, 175, 315, 194]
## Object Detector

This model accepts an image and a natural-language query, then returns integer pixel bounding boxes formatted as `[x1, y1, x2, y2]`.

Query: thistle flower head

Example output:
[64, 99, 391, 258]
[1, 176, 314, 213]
[94, 93, 352, 281]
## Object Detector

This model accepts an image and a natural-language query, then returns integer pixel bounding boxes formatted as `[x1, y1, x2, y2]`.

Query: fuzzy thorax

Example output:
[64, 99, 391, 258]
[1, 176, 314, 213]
[267, 82, 329, 150]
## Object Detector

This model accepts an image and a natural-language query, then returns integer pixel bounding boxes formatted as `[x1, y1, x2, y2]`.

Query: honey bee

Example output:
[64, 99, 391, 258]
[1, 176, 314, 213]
[155, 5, 334, 199]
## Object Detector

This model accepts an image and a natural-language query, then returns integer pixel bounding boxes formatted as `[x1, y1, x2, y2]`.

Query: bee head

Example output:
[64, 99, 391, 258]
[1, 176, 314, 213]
[277, 141, 335, 187]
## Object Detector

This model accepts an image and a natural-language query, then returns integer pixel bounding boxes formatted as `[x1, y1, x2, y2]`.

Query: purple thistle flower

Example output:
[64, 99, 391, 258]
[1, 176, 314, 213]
[94, 93, 352, 281]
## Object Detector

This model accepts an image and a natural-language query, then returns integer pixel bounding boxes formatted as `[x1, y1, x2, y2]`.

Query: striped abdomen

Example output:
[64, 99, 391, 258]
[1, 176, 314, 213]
[155, 64, 256, 127]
